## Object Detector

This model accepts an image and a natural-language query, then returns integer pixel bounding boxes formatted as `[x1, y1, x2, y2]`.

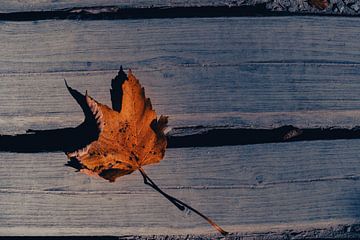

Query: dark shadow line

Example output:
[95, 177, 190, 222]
[168, 125, 360, 148]
[0, 234, 356, 239]
[0, 237, 125, 240]
[0, 5, 271, 21]
[0, 123, 98, 153]
[0, 5, 358, 22]
[1, 125, 360, 153]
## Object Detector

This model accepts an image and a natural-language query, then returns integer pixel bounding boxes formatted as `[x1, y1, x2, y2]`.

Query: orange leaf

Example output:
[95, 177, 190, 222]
[65, 68, 168, 182]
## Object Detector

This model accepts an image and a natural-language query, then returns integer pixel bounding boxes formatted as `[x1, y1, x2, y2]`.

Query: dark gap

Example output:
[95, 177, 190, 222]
[0, 237, 122, 240]
[0, 5, 357, 21]
[1, 125, 360, 153]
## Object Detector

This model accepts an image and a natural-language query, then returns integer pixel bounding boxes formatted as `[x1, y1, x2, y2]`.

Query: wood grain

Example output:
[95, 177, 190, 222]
[0, 17, 360, 236]
[1, 17, 360, 133]
[1, 140, 360, 236]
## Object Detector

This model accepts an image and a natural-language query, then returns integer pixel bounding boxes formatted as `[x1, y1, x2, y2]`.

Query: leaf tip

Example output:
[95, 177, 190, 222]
[128, 68, 133, 77]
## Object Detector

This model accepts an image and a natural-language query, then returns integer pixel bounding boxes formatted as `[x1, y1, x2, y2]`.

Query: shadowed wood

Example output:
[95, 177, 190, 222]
[0, 0, 357, 19]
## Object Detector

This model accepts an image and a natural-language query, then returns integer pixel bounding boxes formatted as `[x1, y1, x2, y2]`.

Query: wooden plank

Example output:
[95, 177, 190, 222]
[0, 140, 360, 236]
[1, 17, 360, 74]
[2, 70, 360, 135]
[0, 16, 360, 236]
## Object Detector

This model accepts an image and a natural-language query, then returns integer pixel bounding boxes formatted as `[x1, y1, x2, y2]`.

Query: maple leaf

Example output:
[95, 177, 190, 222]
[65, 68, 168, 182]
[65, 67, 228, 236]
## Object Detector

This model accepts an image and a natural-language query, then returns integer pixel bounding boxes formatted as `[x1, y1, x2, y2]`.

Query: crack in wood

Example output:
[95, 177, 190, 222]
[0, 125, 360, 152]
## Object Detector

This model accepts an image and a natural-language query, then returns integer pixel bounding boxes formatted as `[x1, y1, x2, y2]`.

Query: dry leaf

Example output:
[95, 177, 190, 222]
[65, 68, 168, 182]
[65, 67, 228, 236]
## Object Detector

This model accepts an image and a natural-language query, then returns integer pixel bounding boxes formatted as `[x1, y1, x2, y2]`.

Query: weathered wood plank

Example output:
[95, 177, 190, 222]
[1, 17, 360, 74]
[1, 17, 360, 134]
[0, 140, 360, 235]
[2, 70, 360, 135]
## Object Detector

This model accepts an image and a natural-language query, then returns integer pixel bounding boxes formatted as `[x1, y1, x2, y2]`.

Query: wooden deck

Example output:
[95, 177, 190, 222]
[0, 4, 360, 238]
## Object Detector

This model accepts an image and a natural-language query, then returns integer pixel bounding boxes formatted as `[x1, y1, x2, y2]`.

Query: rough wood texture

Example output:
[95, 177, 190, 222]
[0, 17, 360, 237]
[1, 141, 360, 236]
[1, 17, 360, 133]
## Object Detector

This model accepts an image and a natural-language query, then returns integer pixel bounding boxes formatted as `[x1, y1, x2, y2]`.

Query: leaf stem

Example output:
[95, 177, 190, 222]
[138, 167, 228, 236]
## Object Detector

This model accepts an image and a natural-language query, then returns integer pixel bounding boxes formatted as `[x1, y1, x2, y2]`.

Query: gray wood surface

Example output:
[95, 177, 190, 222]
[0, 16, 360, 237]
